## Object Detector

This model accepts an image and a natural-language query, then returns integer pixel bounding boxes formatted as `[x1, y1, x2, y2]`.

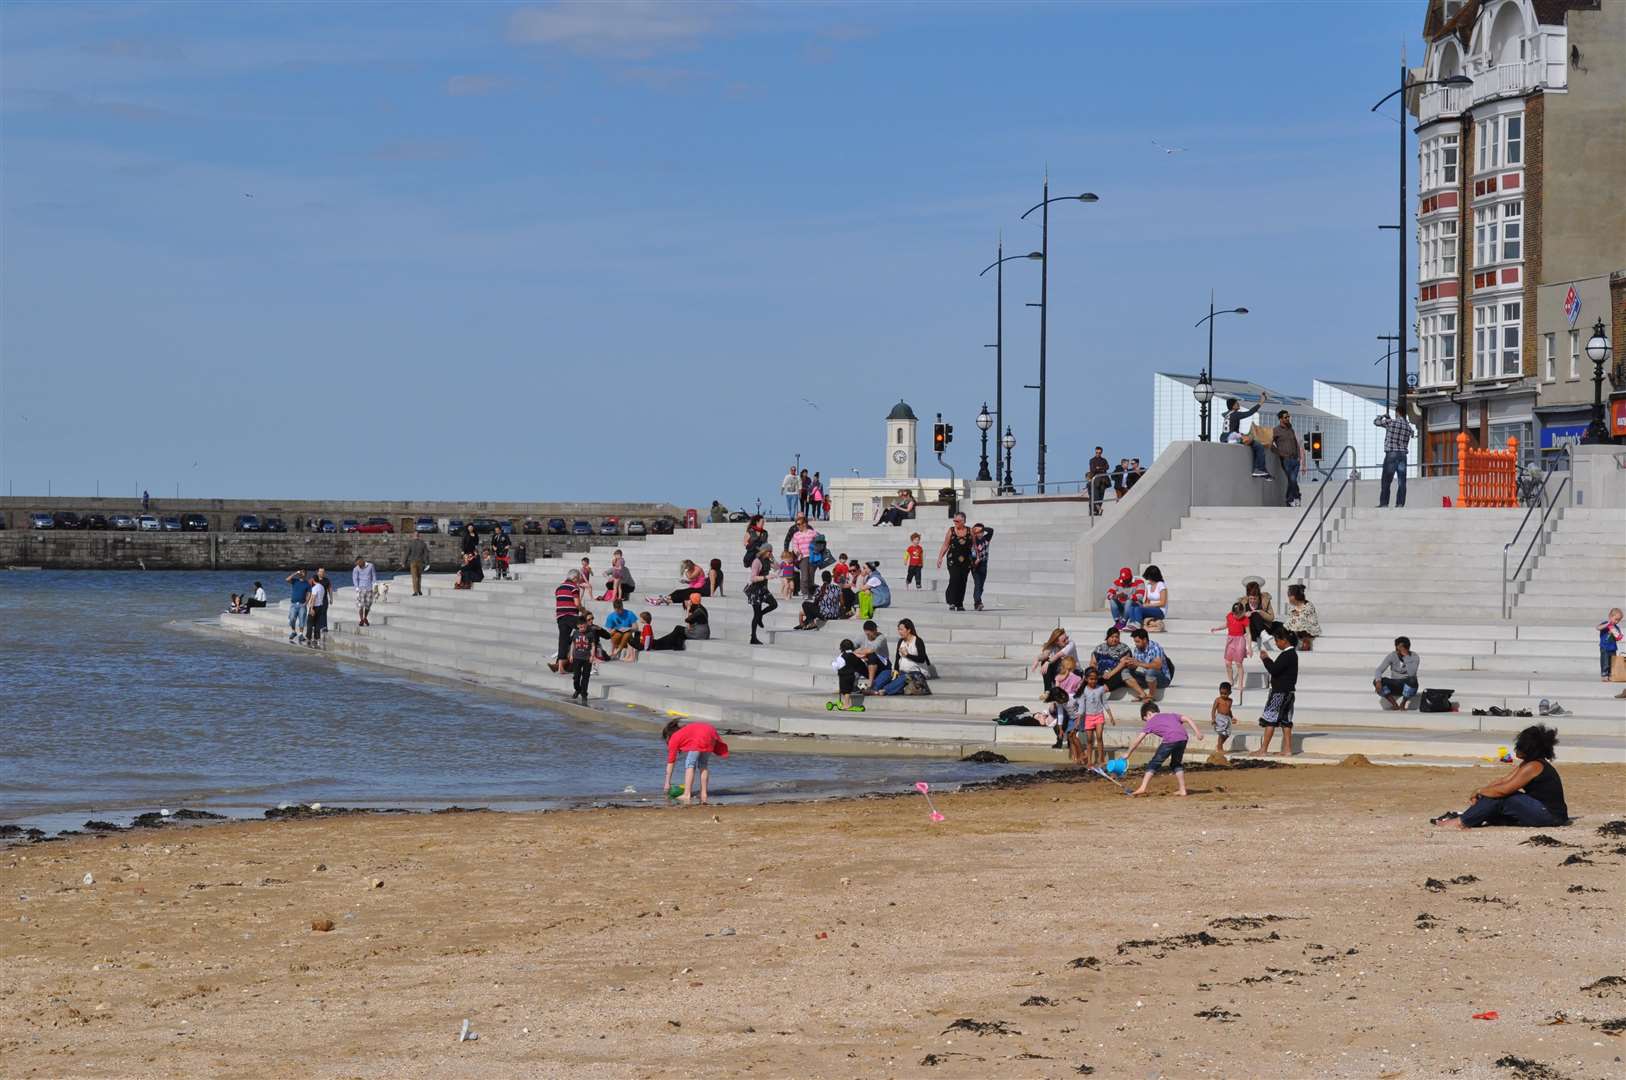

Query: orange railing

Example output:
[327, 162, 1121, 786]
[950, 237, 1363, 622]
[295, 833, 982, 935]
[1457, 433, 1519, 507]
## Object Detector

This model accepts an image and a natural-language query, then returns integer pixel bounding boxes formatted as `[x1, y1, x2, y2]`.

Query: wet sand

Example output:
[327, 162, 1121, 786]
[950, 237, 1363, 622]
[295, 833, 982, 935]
[4, 762, 1625, 1079]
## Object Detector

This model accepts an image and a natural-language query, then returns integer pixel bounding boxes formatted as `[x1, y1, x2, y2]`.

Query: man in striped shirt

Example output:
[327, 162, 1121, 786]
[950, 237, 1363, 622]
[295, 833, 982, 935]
[551, 569, 586, 674]
[1373, 410, 1416, 509]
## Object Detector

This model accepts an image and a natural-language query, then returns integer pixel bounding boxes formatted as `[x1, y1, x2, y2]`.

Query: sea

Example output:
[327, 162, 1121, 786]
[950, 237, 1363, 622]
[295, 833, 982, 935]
[0, 570, 1030, 835]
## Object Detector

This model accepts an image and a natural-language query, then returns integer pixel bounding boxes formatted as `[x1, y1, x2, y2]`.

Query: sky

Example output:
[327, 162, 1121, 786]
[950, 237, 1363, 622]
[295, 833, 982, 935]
[0, 0, 1430, 507]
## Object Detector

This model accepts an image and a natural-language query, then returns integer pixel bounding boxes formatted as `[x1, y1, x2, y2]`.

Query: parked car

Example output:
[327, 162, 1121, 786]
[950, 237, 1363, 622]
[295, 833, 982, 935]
[160, 516, 183, 531]
[545, 517, 568, 535]
[570, 520, 593, 536]
[318, 519, 337, 533]
[30, 512, 54, 530]
[234, 514, 261, 532]
[521, 518, 543, 535]
[625, 519, 647, 536]
[650, 517, 676, 535]
[340, 519, 360, 533]
[110, 513, 137, 530]
[447, 519, 465, 536]
[470, 517, 499, 534]
[497, 519, 515, 535]
[182, 513, 209, 532]
[414, 516, 438, 533]
[357, 517, 394, 534]
[138, 514, 161, 531]
[263, 517, 287, 533]
[52, 511, 83, 529]
[598, 519, 620, 535]
[84, 514, 110, 530]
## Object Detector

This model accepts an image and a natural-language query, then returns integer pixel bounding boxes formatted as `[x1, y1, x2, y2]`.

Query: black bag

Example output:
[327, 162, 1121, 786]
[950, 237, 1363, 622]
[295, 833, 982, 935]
[1419, 688, 1454, 713]
[995, 705, 1041, 726]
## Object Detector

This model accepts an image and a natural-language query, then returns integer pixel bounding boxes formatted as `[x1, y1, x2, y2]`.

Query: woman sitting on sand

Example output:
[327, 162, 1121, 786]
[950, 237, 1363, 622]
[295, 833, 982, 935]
[1433, 724, 1568, 829]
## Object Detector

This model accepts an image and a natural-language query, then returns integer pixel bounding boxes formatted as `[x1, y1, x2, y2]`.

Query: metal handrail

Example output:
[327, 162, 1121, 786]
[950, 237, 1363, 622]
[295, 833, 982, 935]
[1501, 445, 1572, 618]
[1276, 445, 1357, 602]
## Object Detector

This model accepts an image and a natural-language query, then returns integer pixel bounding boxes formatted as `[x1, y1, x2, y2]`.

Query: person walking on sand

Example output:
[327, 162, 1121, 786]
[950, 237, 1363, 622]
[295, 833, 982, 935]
[351, 556, 377, 627]
[662, 719, 729, 805]
[1210, 681, 1237, 753]
[1254, 623, 1297, 757]
[1124, 702, 1202, 797]
[936, 512, 974, 612]
[781, 465, 801, 518]
[403, 533, 430, 596]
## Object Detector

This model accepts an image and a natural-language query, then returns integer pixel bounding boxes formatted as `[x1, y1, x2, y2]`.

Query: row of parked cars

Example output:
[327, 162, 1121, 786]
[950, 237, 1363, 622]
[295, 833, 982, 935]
[29, 511, 213, 531]
[26, 511, 678, 536]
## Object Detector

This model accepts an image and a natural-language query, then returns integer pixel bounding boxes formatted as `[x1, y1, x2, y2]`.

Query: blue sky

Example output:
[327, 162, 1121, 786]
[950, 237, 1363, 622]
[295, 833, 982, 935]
[1, 0, 1426, 506]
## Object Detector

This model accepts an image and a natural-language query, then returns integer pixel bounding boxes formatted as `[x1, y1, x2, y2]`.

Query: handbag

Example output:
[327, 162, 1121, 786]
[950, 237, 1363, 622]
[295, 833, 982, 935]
[902, 671, 932, 695]
[1419, 688, 1455, 713]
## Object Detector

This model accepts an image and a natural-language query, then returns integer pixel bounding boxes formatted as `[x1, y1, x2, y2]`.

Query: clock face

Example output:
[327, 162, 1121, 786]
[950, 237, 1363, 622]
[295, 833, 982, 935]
[892, 450, 908, 464]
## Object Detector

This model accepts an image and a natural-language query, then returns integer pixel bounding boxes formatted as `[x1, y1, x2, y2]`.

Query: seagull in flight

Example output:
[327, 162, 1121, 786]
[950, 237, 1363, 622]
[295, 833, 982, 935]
[801, 397, 820, 410]
[1151, 139, 1187, 155]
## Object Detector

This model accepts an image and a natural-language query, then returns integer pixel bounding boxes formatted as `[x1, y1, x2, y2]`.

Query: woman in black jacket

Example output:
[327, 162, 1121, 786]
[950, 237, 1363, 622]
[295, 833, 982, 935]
[1254, 622, 1296, 757]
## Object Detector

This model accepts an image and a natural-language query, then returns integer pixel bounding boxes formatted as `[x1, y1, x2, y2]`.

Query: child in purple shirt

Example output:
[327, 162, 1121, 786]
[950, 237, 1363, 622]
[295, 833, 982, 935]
[1124, 702, 1203, 797]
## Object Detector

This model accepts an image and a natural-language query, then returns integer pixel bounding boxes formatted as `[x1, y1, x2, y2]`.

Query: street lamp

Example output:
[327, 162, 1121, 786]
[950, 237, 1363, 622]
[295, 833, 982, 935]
[1192, 372, 1216, 440]
[1193, 296, 1249, 441]
[979, 242, 1044, 489]
[1370, 71, 1472, 419]
[1020, 178, 1099, 493]
[1582, 318, 1614, 444]
[975, 403, 994, 482]
[1001, 427, 1017, 494]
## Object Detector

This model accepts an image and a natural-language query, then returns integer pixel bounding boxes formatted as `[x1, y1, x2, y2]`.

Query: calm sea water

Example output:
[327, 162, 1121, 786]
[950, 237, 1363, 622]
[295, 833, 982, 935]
[0, 570, 1026, 832]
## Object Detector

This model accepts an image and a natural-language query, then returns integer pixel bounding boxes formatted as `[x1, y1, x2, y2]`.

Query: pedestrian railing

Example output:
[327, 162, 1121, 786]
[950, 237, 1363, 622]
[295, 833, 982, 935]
[1500, 444, 1572, 619]
[1276, 445, 1357, 603]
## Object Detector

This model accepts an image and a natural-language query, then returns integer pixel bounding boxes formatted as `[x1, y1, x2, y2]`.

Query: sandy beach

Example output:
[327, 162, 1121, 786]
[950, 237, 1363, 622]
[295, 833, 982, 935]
[4, 761, 1624, 1080]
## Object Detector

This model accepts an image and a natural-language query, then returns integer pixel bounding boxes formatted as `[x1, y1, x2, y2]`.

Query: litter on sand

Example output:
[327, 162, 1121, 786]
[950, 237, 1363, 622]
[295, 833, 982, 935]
[1471, 1010, 1499, 1021]
[458, 1018, 478, 1042]
[914, 781, 945, 822]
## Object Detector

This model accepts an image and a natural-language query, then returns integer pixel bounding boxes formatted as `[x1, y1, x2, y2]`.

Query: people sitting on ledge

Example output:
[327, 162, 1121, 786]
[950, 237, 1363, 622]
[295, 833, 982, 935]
[873, 489, 917, 527]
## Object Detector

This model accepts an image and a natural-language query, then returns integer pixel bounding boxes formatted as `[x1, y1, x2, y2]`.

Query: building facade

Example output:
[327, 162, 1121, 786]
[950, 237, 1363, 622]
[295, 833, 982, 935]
[1152, 373, 1349, 470]
[1409, 0, 1626, 473]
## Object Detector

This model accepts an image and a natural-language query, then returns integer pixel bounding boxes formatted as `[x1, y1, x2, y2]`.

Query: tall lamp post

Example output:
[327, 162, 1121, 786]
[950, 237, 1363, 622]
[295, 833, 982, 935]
[1001, 427, 1017, 492]
[1370, 71, 1471, 419]
[1582, 318, 1614, 444]
[1020, 177, 1098, 493]
[1193, 295, 1248, 440]
[975, 404, 994, 481]
[979, 242, 1043, 490]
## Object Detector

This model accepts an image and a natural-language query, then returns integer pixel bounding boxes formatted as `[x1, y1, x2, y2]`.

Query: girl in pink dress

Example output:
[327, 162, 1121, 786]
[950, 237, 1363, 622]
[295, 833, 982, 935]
[1210, 602, 1251, 703]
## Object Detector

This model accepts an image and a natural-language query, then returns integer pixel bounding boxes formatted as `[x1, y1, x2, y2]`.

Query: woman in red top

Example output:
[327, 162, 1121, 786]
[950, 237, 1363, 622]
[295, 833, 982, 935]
[661, 720, 729, 805]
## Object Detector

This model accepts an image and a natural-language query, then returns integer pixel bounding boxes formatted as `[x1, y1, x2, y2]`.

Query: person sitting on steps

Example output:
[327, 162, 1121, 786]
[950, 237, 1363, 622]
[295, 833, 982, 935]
[1373, 636, 1420, 710]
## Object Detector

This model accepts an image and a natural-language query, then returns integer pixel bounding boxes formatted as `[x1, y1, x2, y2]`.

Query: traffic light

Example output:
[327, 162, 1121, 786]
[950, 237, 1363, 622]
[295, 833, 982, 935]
[1310, 431, 1324, 462]
[933, 422, 946, 453]
[943, 422, 953, 446]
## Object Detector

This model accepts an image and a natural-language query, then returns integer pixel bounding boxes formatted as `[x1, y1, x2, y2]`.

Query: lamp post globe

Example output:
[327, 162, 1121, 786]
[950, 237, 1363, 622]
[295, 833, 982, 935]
[975, 403, 994, 482]
[1000, 427, 1017, 494]
[1193, 372, 1216, 443]
[1582, 318, 1614, 444]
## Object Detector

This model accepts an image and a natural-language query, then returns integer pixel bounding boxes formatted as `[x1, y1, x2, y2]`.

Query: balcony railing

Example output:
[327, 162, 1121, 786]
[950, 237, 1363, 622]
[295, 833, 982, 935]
[1470, 58, 1544, 104]
[1417, 84, 1468, 124]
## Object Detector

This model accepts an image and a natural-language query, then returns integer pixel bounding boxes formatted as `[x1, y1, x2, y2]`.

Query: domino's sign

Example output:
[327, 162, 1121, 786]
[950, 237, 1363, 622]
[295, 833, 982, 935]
[1564, 284, 1581, 327]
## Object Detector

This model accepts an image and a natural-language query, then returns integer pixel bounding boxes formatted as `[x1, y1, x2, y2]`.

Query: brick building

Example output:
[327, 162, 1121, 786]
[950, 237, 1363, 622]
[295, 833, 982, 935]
[1408, 0, 1626, 473]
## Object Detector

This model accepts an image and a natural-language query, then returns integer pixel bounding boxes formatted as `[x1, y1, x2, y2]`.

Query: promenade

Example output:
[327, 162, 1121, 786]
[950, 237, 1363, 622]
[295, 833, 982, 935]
[211, 444, 1626, 766]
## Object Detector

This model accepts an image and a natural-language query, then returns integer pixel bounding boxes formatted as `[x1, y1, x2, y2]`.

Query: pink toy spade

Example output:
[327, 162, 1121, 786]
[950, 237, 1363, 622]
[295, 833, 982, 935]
[914, 781, 946, 822]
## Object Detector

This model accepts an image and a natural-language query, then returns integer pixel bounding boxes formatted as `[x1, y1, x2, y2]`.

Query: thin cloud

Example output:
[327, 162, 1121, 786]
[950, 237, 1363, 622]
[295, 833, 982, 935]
[369, 139, 469, 163]
[444, 74, 511, 97]
[507, 0, 731, 59]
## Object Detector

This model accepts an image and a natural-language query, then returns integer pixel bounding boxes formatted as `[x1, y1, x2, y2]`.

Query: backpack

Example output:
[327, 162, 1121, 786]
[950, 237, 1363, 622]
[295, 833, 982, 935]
[995, 705, 1041, 726]
[901, 671, 933, 696]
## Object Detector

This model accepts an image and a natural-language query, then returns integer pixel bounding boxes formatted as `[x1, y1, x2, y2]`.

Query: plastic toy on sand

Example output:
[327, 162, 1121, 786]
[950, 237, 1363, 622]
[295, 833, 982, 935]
[1105, 757, 1128, 777]
[667, 785, 686, 800]
[914, 781, 945, 822]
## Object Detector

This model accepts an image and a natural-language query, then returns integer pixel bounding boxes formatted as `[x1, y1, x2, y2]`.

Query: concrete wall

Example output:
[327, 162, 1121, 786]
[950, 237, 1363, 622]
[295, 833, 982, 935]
[0, 497, 683, 533]
[1073, 441, 1278, 609]
[1569, 444, 1626, 510]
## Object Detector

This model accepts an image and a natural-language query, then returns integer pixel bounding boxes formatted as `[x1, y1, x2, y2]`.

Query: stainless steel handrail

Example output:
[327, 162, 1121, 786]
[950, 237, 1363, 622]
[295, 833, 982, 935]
[1276, 445, 1357, 602]
[1501, 445, 1572, 618]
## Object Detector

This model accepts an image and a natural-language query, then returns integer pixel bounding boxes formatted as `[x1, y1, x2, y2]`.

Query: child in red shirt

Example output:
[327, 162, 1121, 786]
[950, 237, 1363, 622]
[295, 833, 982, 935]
[905, 533, 925, 590]
[661, 720, 729, 805]
[636, 611, 654, 657]
[1209, 601, 1251, 700]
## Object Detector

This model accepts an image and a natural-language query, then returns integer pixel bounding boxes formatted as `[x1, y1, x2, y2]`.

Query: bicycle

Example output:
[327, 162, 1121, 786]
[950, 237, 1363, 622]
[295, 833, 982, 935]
[1516, 467, 1546, 509]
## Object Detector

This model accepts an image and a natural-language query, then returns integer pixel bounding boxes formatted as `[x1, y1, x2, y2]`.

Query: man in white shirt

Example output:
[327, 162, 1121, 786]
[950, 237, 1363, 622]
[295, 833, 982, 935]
[352, 556, 377, 627]
[780, 466, 800, 519]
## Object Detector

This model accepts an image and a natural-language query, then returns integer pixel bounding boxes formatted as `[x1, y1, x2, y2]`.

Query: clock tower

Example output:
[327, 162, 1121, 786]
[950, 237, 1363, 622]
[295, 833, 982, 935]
[884, 400, 918, 481]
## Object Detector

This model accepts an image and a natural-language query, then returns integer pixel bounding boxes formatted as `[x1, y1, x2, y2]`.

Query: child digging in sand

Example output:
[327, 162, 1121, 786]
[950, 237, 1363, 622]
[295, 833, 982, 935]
[828, 639, 867, 712]
[661, 719, 729, 805]
[1210, 681, 1237, 753]
[1124, 702, 1202, 797]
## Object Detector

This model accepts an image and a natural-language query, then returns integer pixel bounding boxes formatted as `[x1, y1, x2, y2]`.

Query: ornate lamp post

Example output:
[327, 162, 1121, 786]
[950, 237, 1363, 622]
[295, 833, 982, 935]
[1582, 318, 1614, 444]
[1193, 296, 1248, 441]
[1000, 427, 1017, 493]
[975, 404, 994, 481]
[1192, 372, 1216, 440]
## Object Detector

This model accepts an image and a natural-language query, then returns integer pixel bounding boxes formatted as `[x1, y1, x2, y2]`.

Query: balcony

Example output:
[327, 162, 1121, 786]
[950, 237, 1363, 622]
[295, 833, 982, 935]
[1417, 84, 1468, 125]
[1470, 59, 1544, 104]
